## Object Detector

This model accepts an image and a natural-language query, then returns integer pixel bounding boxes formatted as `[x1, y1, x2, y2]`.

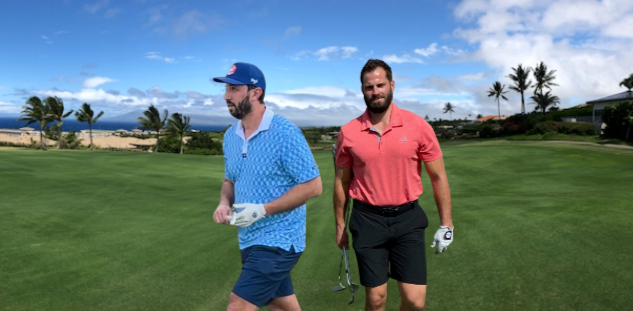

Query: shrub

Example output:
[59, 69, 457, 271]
[184, 148, 222, 155]
[530, 121, 595, 136]
[603, 101, 633, 140]
[480, 124, 502, 138]
[502, 121, 527, 135]
[186, 132, 223, 154]
[157, 136, 182, 153]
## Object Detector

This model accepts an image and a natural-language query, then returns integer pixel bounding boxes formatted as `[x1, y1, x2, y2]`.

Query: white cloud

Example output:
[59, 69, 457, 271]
[145, 52, 177, 63]
[383, 54, 423, 64]
[0, 101, 21, 114]
[414, 43, 439, 57]
[315, 46, 339, 61]
[284, 26, 302, 38]
[172, 10, 222, 38]
[413, 43, 464, 57]
[291, 46, 359, 61]
[341, 46, 358, 59]
[458, 72, 486, 80]
[41, 35, 52, 44]
[33, 88, 153, 108]
[84, 0, 109, 14]
[54, 31, 69, 35]
[83, 77, 117, 88]
[104, 8, 121, 18]
[453, 0, 633, 107]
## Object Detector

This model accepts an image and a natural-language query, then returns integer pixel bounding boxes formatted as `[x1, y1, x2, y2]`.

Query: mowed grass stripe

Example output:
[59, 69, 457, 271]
[1, 142, 632, 310]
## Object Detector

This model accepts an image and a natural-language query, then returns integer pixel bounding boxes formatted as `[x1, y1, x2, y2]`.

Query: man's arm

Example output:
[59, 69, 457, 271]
[333, 165, 352, 248]
[213, 179, 235, 225]
[264, 176, 322, 215]
[423, 156, 453, 228]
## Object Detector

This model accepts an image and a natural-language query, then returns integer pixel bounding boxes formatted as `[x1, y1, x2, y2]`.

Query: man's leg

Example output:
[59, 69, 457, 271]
[397, 282, 426, 311]
[267, 294, 301, 311]
[230, 246, 302, 311]
[227, 293, 259, 311]
[389, 204, 429, 311]
[349, 205, 392, 311]
[364, 283, 388, 311]
[267, 272, 301, 311]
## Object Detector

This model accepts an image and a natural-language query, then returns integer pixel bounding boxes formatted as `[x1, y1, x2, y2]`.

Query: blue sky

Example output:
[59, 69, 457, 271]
[1, 0, 632, 126]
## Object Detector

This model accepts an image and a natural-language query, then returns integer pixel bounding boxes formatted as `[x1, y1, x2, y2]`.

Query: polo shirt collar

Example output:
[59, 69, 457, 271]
[359, 102, 403, 131]
[234, 106, 274, 140]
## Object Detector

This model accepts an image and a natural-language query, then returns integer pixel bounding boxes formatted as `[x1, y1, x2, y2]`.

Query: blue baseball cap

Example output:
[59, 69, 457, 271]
[213, 62, 266, 91]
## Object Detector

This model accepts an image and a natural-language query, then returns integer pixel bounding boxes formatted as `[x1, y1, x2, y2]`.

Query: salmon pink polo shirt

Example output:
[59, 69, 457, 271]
[335, 103, 443, 206]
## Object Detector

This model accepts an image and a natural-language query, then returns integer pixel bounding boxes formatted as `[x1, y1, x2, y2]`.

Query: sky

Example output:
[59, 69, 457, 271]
[1, 0, 632, 126]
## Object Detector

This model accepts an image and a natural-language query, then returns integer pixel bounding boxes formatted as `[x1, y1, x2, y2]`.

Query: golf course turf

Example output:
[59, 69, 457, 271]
[1, 140, 632, 310]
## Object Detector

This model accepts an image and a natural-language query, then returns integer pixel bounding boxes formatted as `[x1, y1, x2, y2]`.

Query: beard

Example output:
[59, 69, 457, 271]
[227, 96, 253, 120]
[364, 89, 393, 114]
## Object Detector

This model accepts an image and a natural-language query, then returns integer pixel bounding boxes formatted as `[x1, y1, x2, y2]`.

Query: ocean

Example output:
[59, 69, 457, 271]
[0, 117, 228, 132]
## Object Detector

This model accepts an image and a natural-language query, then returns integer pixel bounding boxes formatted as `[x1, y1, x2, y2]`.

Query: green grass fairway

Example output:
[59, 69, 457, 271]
[1, 142, 632, 310]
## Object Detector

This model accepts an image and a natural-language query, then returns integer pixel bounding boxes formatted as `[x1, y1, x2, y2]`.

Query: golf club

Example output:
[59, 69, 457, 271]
[331, 251, 346, 292]
[331, 144, 359, 304]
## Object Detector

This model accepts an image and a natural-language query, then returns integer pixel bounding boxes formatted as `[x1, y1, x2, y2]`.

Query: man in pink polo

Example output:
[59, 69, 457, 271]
[334, 59, 454, 311]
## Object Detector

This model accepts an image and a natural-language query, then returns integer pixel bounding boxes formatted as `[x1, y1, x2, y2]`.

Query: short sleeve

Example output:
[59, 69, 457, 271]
[223, 131, 233, 181]
[418, 120, 443, 162]
[334, 128, 352, 168]
[280, 126, 320, 184]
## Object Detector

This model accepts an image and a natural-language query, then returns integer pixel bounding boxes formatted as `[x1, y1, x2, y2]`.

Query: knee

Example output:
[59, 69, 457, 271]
[403, 298, 425, 311]
[227, 293, 250, 311]
[366, 291, 387, 310]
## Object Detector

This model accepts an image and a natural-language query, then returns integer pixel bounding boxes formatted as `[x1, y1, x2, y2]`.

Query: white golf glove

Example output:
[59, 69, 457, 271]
[230, 203, 267, 228]
[431, 226, 454, 254]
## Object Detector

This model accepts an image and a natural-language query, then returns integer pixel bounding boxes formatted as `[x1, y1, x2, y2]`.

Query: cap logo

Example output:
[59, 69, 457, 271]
[227, 65, 237, 75]
[251, 78, 258, 84]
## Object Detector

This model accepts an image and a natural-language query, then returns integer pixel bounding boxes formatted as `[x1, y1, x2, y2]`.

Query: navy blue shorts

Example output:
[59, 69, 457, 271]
[233, 245, 302, 308]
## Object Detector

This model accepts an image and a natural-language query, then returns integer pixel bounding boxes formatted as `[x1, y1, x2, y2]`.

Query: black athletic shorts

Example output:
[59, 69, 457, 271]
[349, 199, 429, 287]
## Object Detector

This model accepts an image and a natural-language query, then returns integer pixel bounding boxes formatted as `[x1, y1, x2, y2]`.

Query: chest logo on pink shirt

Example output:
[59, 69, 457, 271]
[400, 137, 408, 142]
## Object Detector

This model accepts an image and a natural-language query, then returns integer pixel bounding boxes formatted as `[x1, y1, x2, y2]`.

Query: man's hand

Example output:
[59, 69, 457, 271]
[431, 226, 454, 254]
[213, 204, 233, 225]
[336, 227, 349, 250]
[231, 203, 267, 228]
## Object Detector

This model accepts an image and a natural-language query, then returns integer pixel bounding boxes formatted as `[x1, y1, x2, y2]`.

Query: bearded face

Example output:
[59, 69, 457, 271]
[227, 95, 253, 120]
[364, 87, 393, 114]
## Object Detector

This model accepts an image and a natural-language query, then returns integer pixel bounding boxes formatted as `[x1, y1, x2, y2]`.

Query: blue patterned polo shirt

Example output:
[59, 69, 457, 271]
[223, 107, 320, 252]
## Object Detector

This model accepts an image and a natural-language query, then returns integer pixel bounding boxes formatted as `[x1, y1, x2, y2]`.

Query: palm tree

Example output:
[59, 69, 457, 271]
[18, 96, 52, 150]
[532, 61, 558, 96]
[45, 96, 74, 149]
[508, 64, 533, 114]
[530, 91, 560, 114]
[75, 103, 104, 150]
[620, 73, 633, 98]
[138, 104, 168, 153]
[443, 102, 455, 121]
[166, 113, 191, 154]
[487, 81, 508, 121]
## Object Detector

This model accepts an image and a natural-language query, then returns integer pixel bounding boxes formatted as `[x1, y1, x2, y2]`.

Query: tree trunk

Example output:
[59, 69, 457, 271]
[497, 99, 501, 121]
[520, 91, 525, 114]
[180, 134, 184, 154]
[39, 121, 46, 150]
[155, 131, 160, 153]
[57, 123, 62, 149]
[89, 123, 94, 150]
[627, 124, 631, 141]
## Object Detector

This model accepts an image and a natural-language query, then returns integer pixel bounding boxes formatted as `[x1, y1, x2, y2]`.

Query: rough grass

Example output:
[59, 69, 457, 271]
[1, 142, 632, 310]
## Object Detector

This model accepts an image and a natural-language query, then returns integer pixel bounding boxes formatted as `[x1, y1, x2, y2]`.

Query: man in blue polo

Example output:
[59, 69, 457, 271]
[212, 62, 322, 311]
